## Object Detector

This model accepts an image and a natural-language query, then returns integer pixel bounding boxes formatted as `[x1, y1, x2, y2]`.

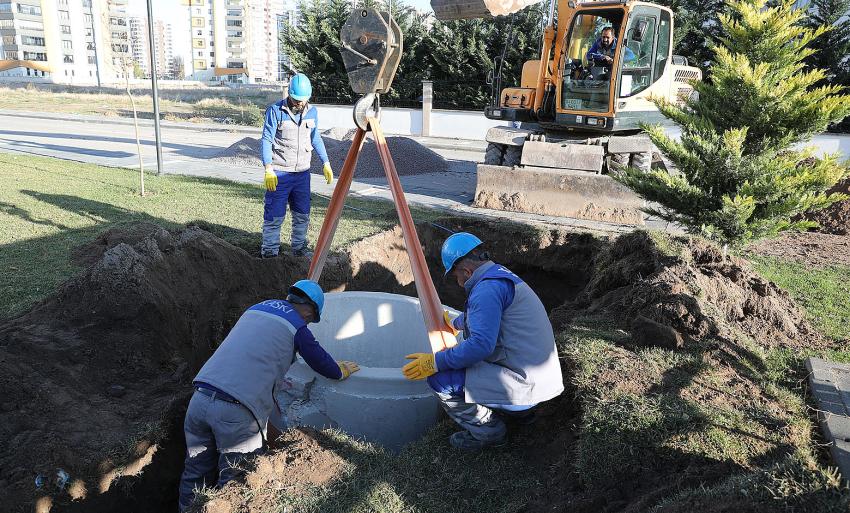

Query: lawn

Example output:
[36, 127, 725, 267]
[0, 85, 272, 126]
[0, 153, 429, 319]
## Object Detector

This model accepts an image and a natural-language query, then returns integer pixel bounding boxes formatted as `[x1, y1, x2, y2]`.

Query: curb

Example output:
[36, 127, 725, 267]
[0, 109, 488, 152]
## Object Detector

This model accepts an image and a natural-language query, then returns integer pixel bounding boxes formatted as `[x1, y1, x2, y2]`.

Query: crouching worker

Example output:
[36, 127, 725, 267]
[178, 280, 359, 510]
[402, 233, 564, 450]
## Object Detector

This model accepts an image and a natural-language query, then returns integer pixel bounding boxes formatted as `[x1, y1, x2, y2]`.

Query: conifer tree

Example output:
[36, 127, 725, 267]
[615, 0, 850, 248]
[804, 0, 850, 86]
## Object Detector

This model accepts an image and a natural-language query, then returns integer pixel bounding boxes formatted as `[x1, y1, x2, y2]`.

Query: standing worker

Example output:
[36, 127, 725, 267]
[178, 280, 359, 510]
[260, 73, 334, 258]
[402, 233, 564, 450]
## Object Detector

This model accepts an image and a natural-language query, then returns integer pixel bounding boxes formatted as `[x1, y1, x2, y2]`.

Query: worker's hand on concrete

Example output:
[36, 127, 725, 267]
[403, 353, 437, 381]
[264, 168, 278, 192]
[322, 162, 334, 185]
[443, 310, 459, 336]
[337, 360, 360, 380]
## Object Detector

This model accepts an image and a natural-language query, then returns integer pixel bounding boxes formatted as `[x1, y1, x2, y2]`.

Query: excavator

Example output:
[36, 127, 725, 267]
[430, 0, 702, 224]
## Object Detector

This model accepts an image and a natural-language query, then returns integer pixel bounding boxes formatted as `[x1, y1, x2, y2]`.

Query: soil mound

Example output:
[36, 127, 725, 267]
[0, 226, 307, 511]
[551, 232, 822, 349]
[747, 231, 850, 268]
[188, 428, 345, 513]
[212, 133, 448, 178]
[805, 177, 850, 235]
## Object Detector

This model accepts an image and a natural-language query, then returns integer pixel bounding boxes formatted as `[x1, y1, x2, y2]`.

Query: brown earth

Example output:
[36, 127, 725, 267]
[746, 231, 850, 268]
[805, 177, 850, 236]
[550, 231, 823, 350]
[0, 219, 831, 512]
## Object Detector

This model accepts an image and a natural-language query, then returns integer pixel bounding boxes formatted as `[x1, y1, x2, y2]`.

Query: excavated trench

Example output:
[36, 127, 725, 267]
[0, 219, 600, 512]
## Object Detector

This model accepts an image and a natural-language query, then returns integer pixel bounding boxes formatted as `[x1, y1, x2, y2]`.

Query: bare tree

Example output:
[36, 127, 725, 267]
[121, 56, 146, 196]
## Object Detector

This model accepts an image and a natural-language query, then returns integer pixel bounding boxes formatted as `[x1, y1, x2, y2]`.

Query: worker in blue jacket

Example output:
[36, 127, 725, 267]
[402, 233, 564, 450]
[260, 73, 333, 258]
[178, 280, 359, 510]
[586, 26, 636, 71]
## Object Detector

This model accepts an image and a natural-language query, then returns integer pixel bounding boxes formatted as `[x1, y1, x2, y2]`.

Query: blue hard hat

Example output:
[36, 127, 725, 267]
[289, 279, 324, 321]
[441, 232, 483, 276]
[289, 73, 312, 102]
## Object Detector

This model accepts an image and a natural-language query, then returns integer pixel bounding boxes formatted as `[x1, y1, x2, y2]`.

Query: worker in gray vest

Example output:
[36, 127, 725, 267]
[402, 233, 564, 450]
[260, 73, 333, 258]
[178, 280, 359, 510]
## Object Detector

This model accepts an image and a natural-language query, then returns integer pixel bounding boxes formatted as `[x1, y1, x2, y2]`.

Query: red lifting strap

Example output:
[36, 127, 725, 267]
[307, 118, 457, 353]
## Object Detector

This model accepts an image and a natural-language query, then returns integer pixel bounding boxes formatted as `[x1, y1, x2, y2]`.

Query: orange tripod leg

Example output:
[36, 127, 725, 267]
[368, 117, 457, 352]
[308, 128, 367, 281]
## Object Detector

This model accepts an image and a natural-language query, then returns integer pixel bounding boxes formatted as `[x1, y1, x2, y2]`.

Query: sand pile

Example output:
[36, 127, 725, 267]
[212, 130, 449, 179]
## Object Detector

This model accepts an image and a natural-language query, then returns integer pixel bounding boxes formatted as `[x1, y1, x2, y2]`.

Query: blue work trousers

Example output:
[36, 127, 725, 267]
[262, 170, 311, 256]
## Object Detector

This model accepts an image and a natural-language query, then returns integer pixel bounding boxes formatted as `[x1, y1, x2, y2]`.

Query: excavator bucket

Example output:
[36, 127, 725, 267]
[339, 8, 403, 95]
[430, 0, 544, 20]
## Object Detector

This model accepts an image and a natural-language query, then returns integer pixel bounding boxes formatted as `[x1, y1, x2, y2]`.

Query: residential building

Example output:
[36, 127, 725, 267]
[0, 0, 130, 84]
[185, 0, 283, 83]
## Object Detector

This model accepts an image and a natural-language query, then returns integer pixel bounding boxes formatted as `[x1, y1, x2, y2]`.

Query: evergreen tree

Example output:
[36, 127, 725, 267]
[655, 0, 727, 69]
[804, 0, 850, 85]
[615, 0, 850, 248]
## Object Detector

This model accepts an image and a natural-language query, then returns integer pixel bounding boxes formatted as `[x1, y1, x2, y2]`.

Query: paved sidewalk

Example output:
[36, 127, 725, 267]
[0, 109, 668, 235]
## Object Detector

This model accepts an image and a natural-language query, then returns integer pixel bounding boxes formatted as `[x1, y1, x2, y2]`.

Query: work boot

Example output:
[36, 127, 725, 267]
[260, 251, 279, 259]
[449, 430, 506, 451]
[292, 246, 314, 259]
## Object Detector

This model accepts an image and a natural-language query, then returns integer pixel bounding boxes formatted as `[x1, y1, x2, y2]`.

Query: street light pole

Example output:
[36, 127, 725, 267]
[145, 0, 164, 175]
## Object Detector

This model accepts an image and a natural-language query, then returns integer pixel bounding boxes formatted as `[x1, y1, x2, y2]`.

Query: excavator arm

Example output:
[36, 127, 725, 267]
[430, 0, 544, 20]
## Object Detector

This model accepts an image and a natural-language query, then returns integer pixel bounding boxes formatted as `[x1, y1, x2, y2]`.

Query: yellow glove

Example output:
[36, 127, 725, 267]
[443, 310, 459, 336]
[264, 169, 278, 192]
[337, 360, 360, 380]
[403, 353, 437, 381]
[322, 162, 334, 185]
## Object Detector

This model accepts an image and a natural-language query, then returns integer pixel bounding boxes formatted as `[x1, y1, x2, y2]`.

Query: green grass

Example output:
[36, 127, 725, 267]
[0, 153, 439, 319]
[749, 255, 850, 341]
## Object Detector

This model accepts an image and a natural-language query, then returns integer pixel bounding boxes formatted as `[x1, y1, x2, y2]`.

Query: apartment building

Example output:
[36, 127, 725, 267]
[128, 16, 177, 79]
[0, 0, 129, 84]
[184, 0, 282, 83]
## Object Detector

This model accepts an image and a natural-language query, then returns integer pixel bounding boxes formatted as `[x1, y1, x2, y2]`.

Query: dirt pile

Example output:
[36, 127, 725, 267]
[551, 231, 823, 350]
[805, 177, 850, 235]
[212, 131, 448, 178]
[0, 224, 308, 512]
[747, 231, 850, 267]
[188, 428, 346, 513]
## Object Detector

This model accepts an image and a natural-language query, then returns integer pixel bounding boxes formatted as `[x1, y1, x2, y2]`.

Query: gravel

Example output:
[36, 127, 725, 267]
[211, 128, 449, 178]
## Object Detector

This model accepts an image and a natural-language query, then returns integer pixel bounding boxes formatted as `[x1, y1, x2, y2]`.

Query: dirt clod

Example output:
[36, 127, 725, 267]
[805, 177, 850, 235]
[631, 315, 685, 350]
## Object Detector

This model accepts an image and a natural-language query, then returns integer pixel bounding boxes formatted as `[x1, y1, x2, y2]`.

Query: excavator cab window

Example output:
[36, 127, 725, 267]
[618, 7, 671, 98]
[560, 12, 620, 113]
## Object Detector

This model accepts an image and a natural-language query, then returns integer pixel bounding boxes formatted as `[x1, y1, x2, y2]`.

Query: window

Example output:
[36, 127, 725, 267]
[86, 42, 96, 50]
[227, 61, 242, 68]
[0, 3, 11, 12]
[652, 11, 671, 82]
[23, 35, 46, 46]
[618, 10, 659, 98]
[88, 56, 96, 64]
[17, 2, 42, 14]
[2, 35, 14, 45]
[85, 28, 93, 38]
[196, 50, 202, 57]
[192, 17, 205, 27]
[560, 14, 615, 113]
[58, 0, 68, 4]
[63, 54, 74, 63]
[0, 20, 14, 28]
[82, 0, 92, 6]
[20, 21, 44, 30]
[23, 51, 47, 61]
[194, 59, 206, 69]
[192, 38, 205, 48]
[196, 30, 202, 36]
[61, 39, 72, 49]
[57, 8, 71, 18]
[209, 51, 214, 57]
[195, 8, 201, 14]
[61, 25, 71, 34]
[3, 50, 18, 60]
[226, 20, 242, 27]
[227, 9, 241, 16]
